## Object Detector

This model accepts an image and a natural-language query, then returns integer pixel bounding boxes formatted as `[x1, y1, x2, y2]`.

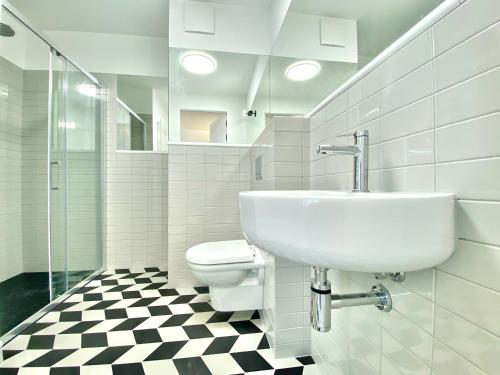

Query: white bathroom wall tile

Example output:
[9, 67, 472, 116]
[433, 0, 500, 55]
[381, 96, 434, 142]
[274, 162, 303, 177]
[309, 114, 347, 149]
[322, 93, 347, 122]
[396, 269, 434, 302]
[436, 157, 500, 200]
[434, 306, 500, 374]
[349, 333, 380, 375]
[379, 130, 434, 169]
[432, 339, 487, 375]
[273, 116, 305, 132]
[382, 309, 433, 367]
[438, 239, 500, 293]
[435, 67, 500, 127]
[347, 306, 382, 354]
[274, 147, 303, 162]
[380, 164, 435, 192]
[275, 297, 307, 315]
[275, 312, 309, 330]
[274, 341, 311, 358]
[381, 355, 405, 375]
[347, 67, 383, 107]
[309, 112, 326, 132]
[275, 327, 310, 345]
[386, 281, 434, 334]
[378, 29, 433, 88]
[434, 22, 500, 91]
[381, 330, 430, 375]
[309, 173, 351, 191]
[301, 2, 500, 374]
[347, 93, 380, 129]
[381, 63, 434, 115]
[457, 200, 500, 246]
[168, 144, 250, 287]
[435, 271, 500, 336]
[275, 132, 303, 147]
[436, 112, 500, 162]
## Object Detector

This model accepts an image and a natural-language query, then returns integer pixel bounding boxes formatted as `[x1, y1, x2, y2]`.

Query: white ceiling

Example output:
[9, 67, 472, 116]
[8, 0, 169, 37]
[290, 0, 443, 58]
[198, 0, 271, 8]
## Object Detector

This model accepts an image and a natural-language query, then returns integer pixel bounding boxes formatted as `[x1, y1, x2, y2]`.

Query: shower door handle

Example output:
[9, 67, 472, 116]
[50, 161, 61, 190]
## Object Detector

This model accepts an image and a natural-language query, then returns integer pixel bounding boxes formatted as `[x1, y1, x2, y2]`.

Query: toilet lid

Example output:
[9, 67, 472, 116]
[186, 240, 254, 265]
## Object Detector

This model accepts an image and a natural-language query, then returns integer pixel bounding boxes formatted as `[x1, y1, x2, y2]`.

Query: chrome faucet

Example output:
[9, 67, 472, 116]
[317, 130, 369, 192]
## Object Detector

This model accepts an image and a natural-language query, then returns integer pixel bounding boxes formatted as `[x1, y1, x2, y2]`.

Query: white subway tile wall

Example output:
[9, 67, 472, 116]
[100, 74, 169, 270]
[249, 117, 311, 358]
[0, 57, 24, 282]
[307, 1, 500, 373]
[21, 70, 50, 273]
[167, 143, 251, 287]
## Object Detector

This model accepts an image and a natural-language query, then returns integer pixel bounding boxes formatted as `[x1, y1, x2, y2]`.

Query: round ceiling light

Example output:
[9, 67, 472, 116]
[180, 51, 217, 75]
[285, 60, 321, 81]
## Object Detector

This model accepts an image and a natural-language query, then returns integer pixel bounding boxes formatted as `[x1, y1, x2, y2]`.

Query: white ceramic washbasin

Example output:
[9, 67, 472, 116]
[239, 191, 455, 272]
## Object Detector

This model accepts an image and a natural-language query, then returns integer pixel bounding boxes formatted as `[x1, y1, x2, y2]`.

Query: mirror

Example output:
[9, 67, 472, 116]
[180, 110, 227, 143]
[271, 0, 444, 116]
[168, 48, 270, 145]
[167, 0, 444, 145]
[115, 75, 168, 151]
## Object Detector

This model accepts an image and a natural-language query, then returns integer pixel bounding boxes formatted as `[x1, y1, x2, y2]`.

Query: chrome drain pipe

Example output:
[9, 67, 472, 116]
[311, 267, 331, 332]
[311, 267, 393, 332]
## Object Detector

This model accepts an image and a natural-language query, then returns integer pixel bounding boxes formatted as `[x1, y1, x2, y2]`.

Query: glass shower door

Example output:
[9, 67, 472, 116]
[65, 62, 103, 288]
[49, 50, 68, 299]
[48, 51, 104, 299]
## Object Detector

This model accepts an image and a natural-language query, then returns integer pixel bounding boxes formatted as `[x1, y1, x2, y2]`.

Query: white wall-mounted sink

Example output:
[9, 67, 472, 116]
[240, 191, 455, 272]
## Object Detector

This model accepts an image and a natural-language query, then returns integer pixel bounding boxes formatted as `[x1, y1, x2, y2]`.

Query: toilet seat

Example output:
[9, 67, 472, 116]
[186, 240, 255, 265]
[185, 240, 265, 311]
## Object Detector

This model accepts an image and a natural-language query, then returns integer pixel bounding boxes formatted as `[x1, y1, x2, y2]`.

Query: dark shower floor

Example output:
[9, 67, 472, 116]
[0, 271, 94, 337]
[0, 273, 50, 337]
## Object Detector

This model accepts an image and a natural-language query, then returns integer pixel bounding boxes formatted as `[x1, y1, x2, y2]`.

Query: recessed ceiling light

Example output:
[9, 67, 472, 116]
[286, 60, 321, 81]
[180, 51, 217, 75]
[77, 83, 98, 97]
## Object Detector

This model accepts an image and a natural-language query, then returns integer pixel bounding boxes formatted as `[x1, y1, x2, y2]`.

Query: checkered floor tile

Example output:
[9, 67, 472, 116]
[1, 269, 320, 375]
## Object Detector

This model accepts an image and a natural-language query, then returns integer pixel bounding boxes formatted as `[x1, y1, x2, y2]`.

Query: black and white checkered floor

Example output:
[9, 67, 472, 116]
[1, 268, 320, 375]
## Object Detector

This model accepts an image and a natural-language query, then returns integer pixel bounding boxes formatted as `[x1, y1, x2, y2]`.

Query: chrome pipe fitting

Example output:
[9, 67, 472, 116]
[310, 267, 393, 332]
[310, 267, 331, 332]
[374, 272, 406, 283]
[331, 284, 392, 312]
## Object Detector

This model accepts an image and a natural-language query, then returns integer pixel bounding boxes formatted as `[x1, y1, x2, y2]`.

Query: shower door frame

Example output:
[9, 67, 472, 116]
[0, 1, 107, 346]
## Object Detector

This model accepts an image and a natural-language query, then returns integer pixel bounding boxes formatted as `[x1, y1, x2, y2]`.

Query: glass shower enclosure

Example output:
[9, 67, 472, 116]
[0, 3, 104, 340]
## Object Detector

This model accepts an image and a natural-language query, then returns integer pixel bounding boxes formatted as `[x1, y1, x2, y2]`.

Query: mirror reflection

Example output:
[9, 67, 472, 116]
[272, 0, 444, 116]
[169, 48, 270, 145]
[167, 0, 444, 145]
[115, 75, 168, 151]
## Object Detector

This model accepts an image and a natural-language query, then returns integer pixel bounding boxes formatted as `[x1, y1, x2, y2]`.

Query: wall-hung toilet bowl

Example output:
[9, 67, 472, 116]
[186, 240, 264, 311]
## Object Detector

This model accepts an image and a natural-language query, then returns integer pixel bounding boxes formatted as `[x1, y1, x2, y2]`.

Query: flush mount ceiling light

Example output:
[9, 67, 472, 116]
[180, 51, 217, 75]
[286, 60, 321, 81]
[77, 83, 98, 97]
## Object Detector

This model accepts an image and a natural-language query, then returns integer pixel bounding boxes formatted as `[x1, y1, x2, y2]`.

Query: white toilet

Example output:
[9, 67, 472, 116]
[186, 240, 264, 311]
